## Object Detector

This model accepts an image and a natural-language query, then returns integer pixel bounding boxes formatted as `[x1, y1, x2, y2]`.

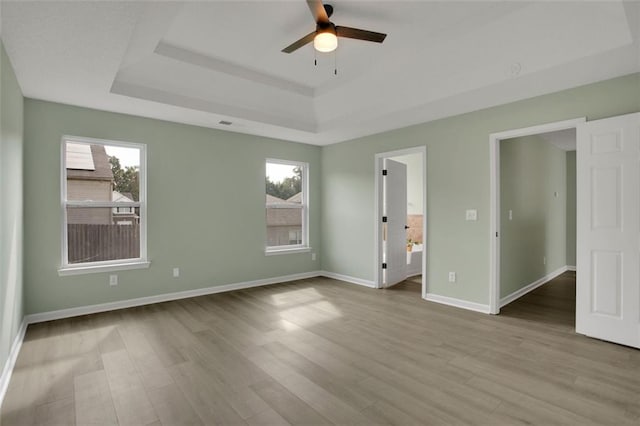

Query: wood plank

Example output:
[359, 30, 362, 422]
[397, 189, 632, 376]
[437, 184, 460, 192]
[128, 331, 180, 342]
[146, 384, 203, 425]
[102, 349, 158, 425]
[34, 397, 75, 426]
[250, 379, 330, 425]
[2, 272, 639, 425]
[74, 370, 118, 425]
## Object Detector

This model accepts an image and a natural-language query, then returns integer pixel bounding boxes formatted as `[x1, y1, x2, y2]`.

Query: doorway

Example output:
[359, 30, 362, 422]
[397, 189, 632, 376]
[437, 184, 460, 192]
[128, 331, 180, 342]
[489, 118, 584, 314]
[374, 146, 427, 297]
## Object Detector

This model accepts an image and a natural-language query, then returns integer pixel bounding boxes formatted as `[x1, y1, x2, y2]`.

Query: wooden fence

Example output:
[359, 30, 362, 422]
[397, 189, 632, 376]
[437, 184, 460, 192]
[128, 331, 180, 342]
[68, 224, 140, 263]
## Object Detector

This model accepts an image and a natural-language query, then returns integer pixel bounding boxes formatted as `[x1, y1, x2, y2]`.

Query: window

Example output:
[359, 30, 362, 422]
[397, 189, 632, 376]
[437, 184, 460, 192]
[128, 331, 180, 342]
[59, 136, 148, 275]
[265, 159, 309, 254]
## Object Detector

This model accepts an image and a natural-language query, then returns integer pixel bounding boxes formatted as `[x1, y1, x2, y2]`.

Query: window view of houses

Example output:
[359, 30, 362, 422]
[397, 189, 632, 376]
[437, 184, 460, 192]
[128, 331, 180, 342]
[65, 142, 141, 263]
[265, 162, 305, 248]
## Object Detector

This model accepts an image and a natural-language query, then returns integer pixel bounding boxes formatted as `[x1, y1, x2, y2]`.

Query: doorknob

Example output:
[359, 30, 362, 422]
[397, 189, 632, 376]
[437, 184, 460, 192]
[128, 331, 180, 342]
[405, 225, 410, 229]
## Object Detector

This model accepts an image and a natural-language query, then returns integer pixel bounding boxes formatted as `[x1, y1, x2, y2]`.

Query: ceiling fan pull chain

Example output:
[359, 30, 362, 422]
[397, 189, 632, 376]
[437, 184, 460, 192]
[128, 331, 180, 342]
[314, 48, 317, 66]
[334, 51, 338, 75]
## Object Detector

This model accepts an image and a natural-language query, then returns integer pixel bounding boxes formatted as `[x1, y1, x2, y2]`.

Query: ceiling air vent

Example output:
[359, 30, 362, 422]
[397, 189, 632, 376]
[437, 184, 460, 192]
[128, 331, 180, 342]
[219, 120, 232, 125]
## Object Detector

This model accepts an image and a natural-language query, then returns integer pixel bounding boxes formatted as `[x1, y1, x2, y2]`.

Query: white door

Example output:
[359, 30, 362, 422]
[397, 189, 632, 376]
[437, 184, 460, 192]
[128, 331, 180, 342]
[384, 159, 407, 287]
[576, 112, 640, 348]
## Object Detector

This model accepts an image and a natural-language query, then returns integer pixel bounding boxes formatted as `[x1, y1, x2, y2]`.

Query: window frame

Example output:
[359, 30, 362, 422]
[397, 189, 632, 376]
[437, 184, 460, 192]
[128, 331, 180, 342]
[58, 135, 149, 275]
[265, 158, 310, 255]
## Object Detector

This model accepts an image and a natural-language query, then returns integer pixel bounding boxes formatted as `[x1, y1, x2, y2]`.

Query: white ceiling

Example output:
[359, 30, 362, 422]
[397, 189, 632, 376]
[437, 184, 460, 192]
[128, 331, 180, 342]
[2, 1, 639, 146]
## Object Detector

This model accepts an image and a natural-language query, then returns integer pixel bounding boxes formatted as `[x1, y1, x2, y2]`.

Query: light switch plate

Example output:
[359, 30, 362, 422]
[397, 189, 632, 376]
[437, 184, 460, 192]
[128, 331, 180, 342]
[465, 209, 478, 221]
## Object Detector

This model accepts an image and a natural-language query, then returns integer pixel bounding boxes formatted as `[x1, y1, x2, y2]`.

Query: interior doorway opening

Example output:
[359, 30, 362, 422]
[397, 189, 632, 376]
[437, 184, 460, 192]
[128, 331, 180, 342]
[489, 118, 584, 314]
[374, 146, 427, 297]
[499, 129, 577, 317]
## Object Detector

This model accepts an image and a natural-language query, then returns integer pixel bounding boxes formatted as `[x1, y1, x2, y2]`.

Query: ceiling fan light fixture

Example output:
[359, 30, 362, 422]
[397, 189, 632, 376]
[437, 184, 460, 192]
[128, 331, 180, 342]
[314, 31, 338, 53]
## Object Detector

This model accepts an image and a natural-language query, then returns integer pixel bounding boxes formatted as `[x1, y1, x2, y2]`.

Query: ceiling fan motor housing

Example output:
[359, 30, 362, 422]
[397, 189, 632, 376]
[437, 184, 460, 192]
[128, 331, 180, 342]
[317, 22, 337, 36]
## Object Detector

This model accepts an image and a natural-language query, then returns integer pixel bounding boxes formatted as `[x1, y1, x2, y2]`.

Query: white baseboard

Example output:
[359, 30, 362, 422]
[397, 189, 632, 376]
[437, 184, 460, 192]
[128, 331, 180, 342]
[424, 293, 491, 314]
[0, 319, 28, 409]
[500, 265, 568, 308]
[319, 271, 376, 288]
[567, 265, 576, 271]
[26, 271, 322, 324]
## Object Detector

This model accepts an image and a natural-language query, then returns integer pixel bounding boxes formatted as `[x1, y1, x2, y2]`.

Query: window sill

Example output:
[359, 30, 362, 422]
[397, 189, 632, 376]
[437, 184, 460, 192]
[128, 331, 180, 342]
[265, 247, 311, 256]
[58, 260, 151, 276]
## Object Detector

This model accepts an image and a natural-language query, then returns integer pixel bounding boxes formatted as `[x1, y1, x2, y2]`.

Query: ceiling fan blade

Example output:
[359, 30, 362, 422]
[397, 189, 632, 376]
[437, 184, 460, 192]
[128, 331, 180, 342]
[336, 26, 387, 43]
[282, 31, 316, 53]
[307, 0, 330, 25]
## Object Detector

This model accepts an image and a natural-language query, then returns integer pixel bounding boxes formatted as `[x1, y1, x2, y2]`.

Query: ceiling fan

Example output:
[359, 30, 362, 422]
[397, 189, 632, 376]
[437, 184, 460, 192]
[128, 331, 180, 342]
[282, 0, 387, 54]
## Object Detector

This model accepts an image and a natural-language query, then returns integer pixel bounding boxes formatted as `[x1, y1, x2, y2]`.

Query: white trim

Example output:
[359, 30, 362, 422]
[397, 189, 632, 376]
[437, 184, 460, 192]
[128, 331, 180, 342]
[265, 247, 311, 256]
[374, 155, 384, 288]
[0, 319, 28, 408]
[373, 146, 427, 298]
[424, 293, 491, 314]
[489, 117, 585, 315]
[500, 266, 568, 308]
[26, 271, 321, 324]
[61, 135, 148, 270]
[567, 265, 576, 271]
[320, 271, 376, 288]
[265, 158, 309, 251]
[58, 260, 150, 276]
[489, 132, 500, 314]
[65, 201, 141, 208]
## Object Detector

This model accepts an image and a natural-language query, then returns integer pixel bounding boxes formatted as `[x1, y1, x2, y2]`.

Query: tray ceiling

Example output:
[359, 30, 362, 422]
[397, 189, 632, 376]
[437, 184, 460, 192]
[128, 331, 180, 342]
[2, 1, 639, 145]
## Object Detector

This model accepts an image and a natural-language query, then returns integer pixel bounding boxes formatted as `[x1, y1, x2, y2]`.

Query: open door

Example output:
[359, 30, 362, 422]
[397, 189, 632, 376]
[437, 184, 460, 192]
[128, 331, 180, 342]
[576, 112, 640, 348]
[383, 159, 407, 287]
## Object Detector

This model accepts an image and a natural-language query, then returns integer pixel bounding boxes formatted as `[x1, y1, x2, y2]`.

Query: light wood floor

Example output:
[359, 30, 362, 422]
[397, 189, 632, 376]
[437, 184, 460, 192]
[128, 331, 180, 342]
[2, 272, 639, 425]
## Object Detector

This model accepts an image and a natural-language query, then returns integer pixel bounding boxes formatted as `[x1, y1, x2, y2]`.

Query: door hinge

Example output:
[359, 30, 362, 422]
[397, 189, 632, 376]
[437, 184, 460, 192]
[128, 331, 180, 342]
[382, 263, 387, 269]
[382, 216, 387, 223]
[382, 169, 387, 176]
[496, 232, 499, 237]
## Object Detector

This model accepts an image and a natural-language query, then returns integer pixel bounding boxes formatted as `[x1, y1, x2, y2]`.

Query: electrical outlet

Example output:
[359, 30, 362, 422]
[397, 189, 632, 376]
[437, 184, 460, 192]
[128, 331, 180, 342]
[543, 256, 546, 265]
[311, 253, 316, 261]
[109, 275, 118, 286]
[448, 272, 456, 283]
[509, 210, 513, 221]
[173, 267, 180, 278]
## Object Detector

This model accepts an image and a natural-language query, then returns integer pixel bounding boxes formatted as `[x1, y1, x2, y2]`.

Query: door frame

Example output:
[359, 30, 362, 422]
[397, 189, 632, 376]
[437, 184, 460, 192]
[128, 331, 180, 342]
[489, 117, 585, 314]
[374, 146, 427, 297]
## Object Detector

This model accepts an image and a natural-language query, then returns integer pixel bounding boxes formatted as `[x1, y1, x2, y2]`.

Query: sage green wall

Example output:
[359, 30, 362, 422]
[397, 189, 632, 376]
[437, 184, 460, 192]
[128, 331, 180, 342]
[499, 136, 566, 298]
[566, 151, 577, 267]
[321, 73, 640, 305]
[0, 42, 24, 373]
[23, 100, 321, 314]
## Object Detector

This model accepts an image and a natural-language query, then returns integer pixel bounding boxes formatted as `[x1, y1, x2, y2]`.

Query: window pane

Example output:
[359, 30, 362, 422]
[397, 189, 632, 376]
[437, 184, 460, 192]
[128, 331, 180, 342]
[265, 160, 306, 249]
[265, 163, 302, 205]
[266, 207, 302, 247]
[66, 207, 140, 263]
[66, 141, 140, 202]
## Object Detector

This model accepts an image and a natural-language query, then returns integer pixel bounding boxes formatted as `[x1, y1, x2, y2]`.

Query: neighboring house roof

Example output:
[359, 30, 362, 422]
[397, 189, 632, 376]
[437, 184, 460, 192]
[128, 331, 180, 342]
[112, 191, 133, 203]
[266, 194, 285, 205]
[67, 144, 114, 181]
[266, 192, 302, 206]
[287, 192, 302, 204]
